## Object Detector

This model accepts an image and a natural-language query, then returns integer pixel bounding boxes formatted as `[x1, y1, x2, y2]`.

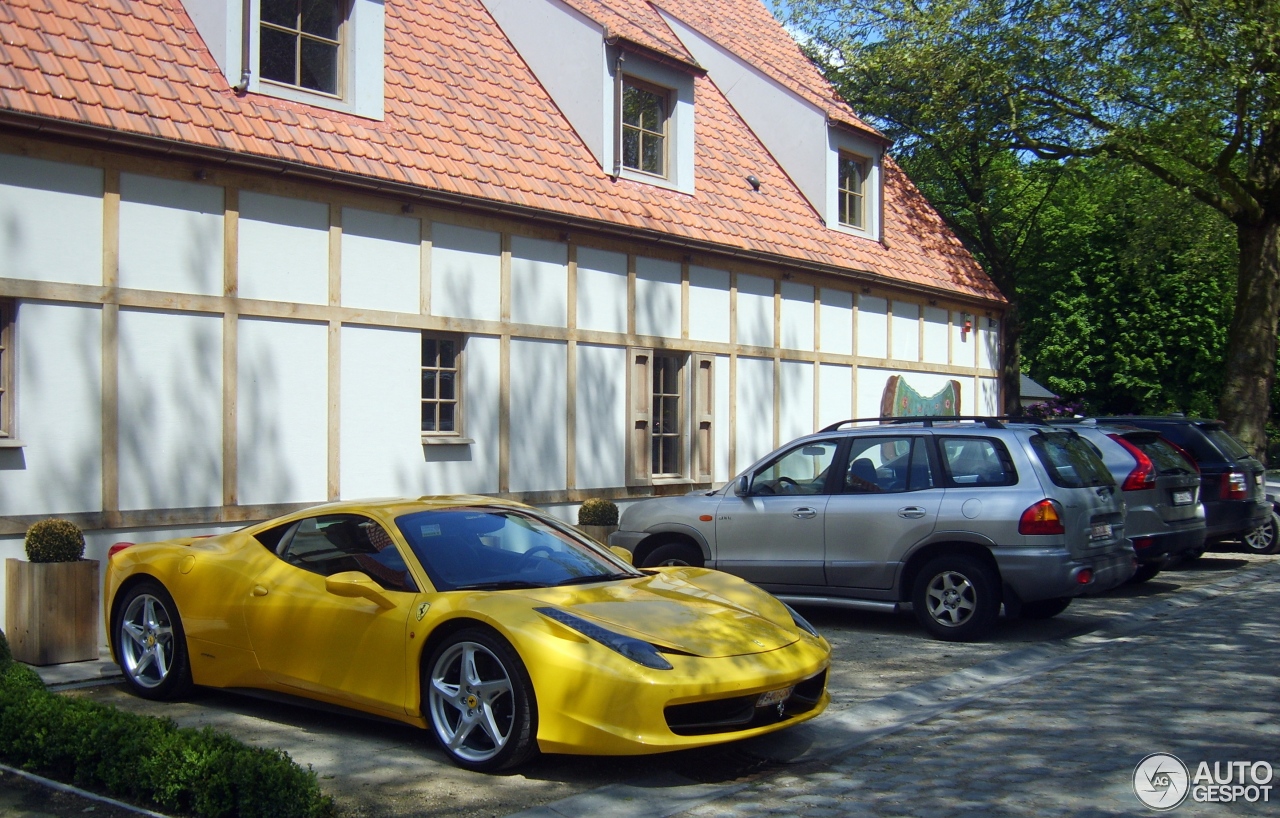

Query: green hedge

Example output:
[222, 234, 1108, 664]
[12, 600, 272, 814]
[0, 630, 333, 818]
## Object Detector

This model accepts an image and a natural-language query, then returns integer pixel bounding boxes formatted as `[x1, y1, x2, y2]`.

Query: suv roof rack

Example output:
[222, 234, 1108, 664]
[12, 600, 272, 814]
[818, 416, 1055, 433]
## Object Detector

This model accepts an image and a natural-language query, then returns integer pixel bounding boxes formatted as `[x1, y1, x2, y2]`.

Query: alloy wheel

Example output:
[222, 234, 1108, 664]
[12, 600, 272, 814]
[924, 570, 977, 627]
[428, 641, 516, 763]
[119, 593, 176, 689]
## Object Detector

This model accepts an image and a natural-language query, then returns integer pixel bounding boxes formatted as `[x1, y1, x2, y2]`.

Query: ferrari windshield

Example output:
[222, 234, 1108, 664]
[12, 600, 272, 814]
[395, 507, 640, 592]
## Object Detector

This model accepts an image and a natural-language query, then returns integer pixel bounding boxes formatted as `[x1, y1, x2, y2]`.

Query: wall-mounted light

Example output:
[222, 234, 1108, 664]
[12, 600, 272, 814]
[961, 313, 973, 338]
[401, 203, 415, 214]
[988, 317, 998, 328]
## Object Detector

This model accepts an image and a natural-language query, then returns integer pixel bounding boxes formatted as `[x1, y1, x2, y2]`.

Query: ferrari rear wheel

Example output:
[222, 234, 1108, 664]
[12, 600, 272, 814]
[114, 580, 192, 700]
[426, 628, 538, 772]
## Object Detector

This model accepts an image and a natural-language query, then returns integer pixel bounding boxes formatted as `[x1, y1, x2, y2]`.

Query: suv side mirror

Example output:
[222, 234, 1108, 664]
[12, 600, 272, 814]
[735, 475, 750, 496]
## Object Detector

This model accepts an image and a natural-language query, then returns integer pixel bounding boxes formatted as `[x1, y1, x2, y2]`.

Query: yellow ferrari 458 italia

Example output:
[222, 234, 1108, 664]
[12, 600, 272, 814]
[104, 496, 830, 771]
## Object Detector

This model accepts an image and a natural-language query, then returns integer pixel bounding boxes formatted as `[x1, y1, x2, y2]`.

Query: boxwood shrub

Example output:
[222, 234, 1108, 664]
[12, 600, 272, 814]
[0, 629, 333, 818]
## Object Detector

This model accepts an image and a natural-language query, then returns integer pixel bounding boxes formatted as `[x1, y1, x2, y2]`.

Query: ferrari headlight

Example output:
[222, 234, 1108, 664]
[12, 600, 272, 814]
[783, 602, 821, 638]
[536, 607, 673, 670]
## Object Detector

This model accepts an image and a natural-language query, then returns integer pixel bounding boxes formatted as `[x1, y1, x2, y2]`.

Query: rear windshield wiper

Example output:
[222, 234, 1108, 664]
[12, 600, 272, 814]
[451, 580, 548, 591]
[553, 572, 636, 587]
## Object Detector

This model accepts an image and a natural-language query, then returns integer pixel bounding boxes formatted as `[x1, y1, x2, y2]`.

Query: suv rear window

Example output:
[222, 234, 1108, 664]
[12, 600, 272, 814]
[1203, 426, 1251, 460]
[1126, 434, 1197, 475]
[1031, 432, 1114, 488]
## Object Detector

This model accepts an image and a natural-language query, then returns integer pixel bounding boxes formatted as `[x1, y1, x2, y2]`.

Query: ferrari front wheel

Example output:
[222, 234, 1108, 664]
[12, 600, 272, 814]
[425, 628, 538, 772]
[113, 580, 192, 700]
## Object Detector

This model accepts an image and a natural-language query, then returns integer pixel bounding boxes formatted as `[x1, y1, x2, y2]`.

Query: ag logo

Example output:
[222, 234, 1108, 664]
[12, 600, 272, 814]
[1134, 753, 1190, 810]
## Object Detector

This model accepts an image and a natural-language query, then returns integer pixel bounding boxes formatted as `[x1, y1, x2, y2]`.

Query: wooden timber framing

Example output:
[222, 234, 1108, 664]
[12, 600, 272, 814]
[0, 134, 1003, 536]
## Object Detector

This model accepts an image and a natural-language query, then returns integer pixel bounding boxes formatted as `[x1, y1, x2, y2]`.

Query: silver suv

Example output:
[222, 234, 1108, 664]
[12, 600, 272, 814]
[610, 418, 1137, 641]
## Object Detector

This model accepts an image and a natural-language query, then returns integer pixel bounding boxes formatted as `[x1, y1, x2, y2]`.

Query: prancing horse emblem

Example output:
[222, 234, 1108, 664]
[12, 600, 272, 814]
[415, 602, 430, 621]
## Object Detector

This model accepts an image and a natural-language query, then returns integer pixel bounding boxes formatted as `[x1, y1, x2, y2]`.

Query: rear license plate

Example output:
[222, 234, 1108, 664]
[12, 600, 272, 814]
[756, 686, 794, 708]
[1090, 522, 1113, 540]
[1172, 490, 1193, 506]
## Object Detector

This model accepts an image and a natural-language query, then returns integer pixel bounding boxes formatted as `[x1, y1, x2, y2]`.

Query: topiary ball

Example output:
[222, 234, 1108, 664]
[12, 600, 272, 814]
[578, 498, 619, 527]
[0, 628, 11, 665]
[24, 518, 86, 563]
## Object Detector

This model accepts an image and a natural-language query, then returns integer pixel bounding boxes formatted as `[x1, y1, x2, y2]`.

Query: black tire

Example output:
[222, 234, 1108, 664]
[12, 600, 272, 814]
[112, 580, 193, 700]
[641, 540, 704, 568]
[1241, 511, 1280, 555]
[424, 628, 538, 772]
[1019, 597, 1072, 620]
[1128, 563, 1163, 584]
[911, 555, 1001, 642]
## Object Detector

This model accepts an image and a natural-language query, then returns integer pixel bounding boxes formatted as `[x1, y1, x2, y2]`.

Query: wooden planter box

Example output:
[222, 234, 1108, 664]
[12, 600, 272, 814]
[5, 559, 100, 666]
[576, 524, 619, 544]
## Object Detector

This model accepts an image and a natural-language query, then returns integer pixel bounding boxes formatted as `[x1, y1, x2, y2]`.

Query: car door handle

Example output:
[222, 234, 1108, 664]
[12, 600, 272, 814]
[898, 507, 927, 519]
[251, 585, 269, 597]
[792, 507, 818, 519]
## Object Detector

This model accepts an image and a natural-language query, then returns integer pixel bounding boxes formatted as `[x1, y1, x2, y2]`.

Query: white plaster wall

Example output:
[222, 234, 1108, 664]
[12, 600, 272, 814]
[634, 257, 681, 339]
[237, 318, 328, 506]
[736, 274, 774, 349]
[857, 368, 889, 419]
[0, 154, 103, 286]
[689, 266, 730, 344]
[891, 300, 920, 362]
[735, 356, 774, 469]
[119, 173, 224, 296]
[952, 310, 974, 366]
[340, 327, 500, 497]
[341, 207, 420, 314]
[576, 247, 627, 334]
[779, 360, 814, 444]
[118, 310, 223, 510]
[780, 281, 814, 352]
[714, 354, 730, 482]
[923, 305, 949, 365]
[979, 377, 1000, 414]
[0, 303, 102, 516]
[819, 288, 853, 355]
[574, 344, 626, 490]
[238, 191, 329, 305]
[509, 339, 567, 493]
[818, 363, 853, 429]
[431, 223, 501, 323]
[858, 295, 887, 359]
[980, 318, 999, 370]
[511, 236, 567, 328]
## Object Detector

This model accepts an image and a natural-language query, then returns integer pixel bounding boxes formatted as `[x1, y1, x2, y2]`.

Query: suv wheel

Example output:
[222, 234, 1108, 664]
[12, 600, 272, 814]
[641, 541, 704, 568]
[911, 555, 1000, 641]
[1242, 511, 1280, 555]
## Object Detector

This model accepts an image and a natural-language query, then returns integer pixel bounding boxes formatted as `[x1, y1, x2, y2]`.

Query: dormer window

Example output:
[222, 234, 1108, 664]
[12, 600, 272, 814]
[622, 78, 670, 178]
[838, 152, 867, 229]
[260, 0, 343, 96]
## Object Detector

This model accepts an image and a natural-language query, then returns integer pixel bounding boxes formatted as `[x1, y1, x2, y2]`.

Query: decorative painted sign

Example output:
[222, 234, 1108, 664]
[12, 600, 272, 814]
[880, 375, 962, 418]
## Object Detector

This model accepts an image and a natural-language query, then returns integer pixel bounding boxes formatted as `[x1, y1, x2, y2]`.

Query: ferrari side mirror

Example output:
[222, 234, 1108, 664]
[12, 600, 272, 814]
[326, 571, 396, 609]
[609, 546, 634, 565]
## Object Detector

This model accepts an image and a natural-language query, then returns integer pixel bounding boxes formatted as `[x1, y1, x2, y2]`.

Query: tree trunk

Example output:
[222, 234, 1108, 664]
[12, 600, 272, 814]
[1000, 303, 1022, 416]
[1217, 215, 1280, 461]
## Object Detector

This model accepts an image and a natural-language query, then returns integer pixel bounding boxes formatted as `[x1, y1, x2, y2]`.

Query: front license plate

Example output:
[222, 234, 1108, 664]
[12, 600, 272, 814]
[1172, 490, 1193, 506]
[756, 686, 794, 708]
[1090, 522, 1112, 540]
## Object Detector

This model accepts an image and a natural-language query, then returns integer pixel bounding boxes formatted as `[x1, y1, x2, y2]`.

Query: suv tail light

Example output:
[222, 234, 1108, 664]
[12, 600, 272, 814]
[1019, 499, 1065, 535]
[1224, 471, 1249, 500]
[1107, 434, 1156, 491]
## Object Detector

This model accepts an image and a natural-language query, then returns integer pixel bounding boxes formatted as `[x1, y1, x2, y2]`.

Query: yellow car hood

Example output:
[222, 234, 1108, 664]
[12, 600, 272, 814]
[524, 569, 799, 658]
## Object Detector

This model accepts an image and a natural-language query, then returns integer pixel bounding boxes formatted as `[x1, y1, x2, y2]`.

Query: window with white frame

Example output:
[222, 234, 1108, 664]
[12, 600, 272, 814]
[421, 333, 461, 437]
[838, 152, 868, 230]
[0, 299, 13, 440]
[260, 0, 344, 96]
[622, 77, 670, 178]
[627, 348, 714, 484]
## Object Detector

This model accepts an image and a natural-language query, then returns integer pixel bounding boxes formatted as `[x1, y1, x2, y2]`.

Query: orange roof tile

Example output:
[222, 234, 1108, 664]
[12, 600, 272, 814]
[0, 0, 1001, 302]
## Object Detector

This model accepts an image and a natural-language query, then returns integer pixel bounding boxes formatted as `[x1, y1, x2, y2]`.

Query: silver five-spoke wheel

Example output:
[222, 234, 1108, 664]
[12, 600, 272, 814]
[113, 580, 191, 700]
[425, 629, 537, 771]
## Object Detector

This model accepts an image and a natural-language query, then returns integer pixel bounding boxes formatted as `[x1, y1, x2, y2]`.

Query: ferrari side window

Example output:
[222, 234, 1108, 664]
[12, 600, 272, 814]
[280, 514, 418, 593]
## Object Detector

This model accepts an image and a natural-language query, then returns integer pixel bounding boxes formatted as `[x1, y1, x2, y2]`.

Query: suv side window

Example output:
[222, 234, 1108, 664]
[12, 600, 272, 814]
[842, 436, 932, 494]
[1031, 432, 1114, 489]
[276, 514, 419, 593]
[749, 439, 840, 496]
[938, 437, 1017, 486]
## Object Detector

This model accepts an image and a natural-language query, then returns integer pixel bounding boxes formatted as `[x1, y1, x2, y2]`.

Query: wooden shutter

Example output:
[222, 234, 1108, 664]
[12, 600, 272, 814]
[626, 347, 653, 486]
[690, 354, 714, 483]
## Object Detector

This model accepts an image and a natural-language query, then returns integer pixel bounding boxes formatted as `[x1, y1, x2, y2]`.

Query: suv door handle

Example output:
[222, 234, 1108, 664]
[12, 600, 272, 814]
[792, 507, 818, 519]
[898, 507, 927, 519]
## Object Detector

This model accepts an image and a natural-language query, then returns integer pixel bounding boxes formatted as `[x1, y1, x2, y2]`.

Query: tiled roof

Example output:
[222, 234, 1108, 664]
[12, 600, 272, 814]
[0, 0, 1003, 302]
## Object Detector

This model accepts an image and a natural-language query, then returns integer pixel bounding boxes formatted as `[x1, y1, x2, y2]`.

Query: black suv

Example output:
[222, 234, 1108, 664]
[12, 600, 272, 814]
[1094, 416, 1276, 554]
